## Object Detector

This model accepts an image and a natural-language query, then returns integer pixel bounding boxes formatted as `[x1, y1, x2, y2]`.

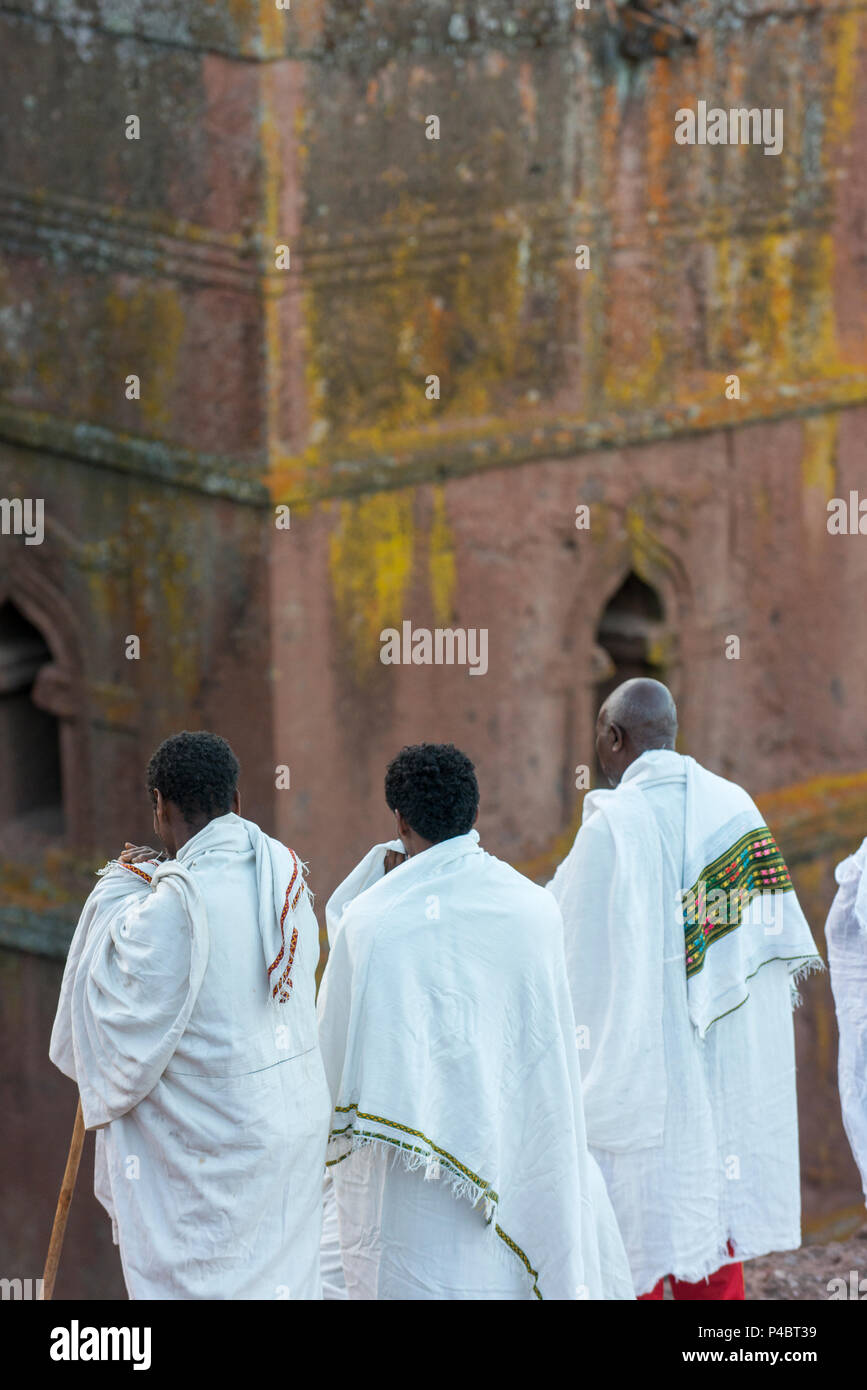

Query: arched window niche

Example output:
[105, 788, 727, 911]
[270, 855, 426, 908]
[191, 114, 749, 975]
[592, 571, 676, 782]
[595, 571, 667, 697]
[0, 601, 65, 843]
[0, 572, 89, 857]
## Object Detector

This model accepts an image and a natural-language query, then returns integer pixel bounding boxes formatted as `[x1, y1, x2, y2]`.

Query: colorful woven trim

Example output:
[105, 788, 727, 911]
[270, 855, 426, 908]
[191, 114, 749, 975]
[121, 862, 154, 884]
[327, 1104, 542, 1299]
[268, 850, 305, 1002]
[683, 826, 793, 979]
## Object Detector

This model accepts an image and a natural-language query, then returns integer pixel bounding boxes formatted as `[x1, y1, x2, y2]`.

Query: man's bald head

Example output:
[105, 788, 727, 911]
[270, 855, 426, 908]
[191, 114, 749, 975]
[595, 678, 678, 786]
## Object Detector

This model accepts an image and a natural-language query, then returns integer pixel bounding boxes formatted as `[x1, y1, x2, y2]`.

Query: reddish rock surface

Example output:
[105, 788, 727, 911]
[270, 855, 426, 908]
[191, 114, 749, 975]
[2, 1, 867, 1295]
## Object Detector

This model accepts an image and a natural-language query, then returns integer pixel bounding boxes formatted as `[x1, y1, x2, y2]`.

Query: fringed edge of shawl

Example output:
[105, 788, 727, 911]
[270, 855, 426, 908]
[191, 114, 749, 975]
[789, 954, 825, 1010]
[698, 951, 825, 1037]
[97, 858, 163, 883]
[326, 1128, 543, 1299]
[295, 855, 315, 909]
[327, 1128, 497, 1219]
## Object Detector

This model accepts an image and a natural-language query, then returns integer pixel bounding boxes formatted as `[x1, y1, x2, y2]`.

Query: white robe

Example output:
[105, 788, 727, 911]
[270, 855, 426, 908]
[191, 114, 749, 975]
[50, 813, 332, 1299]
[317, 831, 635, 1301]
[825, 837, 867, 1204]
[328, 1144, 529, 1300]
[548, 750, 821, 1294]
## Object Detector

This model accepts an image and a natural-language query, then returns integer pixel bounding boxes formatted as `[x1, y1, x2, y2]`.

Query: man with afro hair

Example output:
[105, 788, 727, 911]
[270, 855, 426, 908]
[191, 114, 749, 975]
[317, 742, 634, 1301]
[50, 730, 332, 1299]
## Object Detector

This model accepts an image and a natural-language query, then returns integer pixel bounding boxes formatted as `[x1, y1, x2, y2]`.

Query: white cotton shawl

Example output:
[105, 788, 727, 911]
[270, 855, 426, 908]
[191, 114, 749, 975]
[549, 751, 822, 1154]
[825, 837, 867, 1204]
[317, 831, 635, 1301]
[49, 814, 330, 1300]
[50, 813, 316, 1127]
[548, 777, 668, 1152]
[49, 857, 210, 1128]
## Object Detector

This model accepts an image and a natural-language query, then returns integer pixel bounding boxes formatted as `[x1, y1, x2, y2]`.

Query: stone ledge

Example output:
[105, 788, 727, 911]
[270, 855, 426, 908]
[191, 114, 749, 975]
[4, 377, 867, 506]
[0, 404, 270, 506]
[268, 376, 867, 504]
[5, 0, 864, 64]
[0, 907, 76, 961]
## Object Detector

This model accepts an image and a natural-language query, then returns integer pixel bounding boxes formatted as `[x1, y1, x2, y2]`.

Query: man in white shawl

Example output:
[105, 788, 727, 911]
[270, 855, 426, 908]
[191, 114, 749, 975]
[317, 742, 634, 1301]
[825, 838, 867, 1206]
[549, 680, 822, 1299]
[50, 730, 331, 1299]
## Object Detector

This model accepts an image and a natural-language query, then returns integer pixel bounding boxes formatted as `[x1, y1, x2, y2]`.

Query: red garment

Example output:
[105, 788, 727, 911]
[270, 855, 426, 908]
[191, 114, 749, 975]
[639, 1252, 745, 1301]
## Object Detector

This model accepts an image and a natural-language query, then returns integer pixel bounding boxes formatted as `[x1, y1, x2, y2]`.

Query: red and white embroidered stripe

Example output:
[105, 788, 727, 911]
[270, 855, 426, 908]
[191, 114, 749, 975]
[268, 850, 304, 1001]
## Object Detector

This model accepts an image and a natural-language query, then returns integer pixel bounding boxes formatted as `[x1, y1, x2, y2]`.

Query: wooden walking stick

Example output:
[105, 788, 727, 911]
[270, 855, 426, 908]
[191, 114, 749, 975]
[39, 1097, 85, 1300]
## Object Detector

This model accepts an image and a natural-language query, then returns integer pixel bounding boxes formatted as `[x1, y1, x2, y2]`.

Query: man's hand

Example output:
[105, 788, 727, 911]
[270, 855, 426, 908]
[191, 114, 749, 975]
[119, 843, 163, 864]
[383, 848, 407, 874]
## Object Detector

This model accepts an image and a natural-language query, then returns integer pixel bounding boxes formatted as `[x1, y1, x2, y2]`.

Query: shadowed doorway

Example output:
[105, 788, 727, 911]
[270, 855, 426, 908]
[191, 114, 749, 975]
[0, 601, 64, 841]
[593, 572, 667, 781]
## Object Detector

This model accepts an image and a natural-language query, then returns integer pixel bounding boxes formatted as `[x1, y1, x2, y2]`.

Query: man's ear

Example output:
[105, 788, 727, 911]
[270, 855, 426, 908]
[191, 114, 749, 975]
[232, 787, 241, 815]
[610, 723, 625, 752]
[396, 810, 412, 842]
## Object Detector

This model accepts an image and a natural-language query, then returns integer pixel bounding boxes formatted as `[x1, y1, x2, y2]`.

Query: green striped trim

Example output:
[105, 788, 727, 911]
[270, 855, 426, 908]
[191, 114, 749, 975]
[328, 1104, 541, 1299]
[494, 1223, 542, 1300]
[331, 1105, 499, 1203]
[683, 826, 794, 980]
[700, 952, 823, 1031]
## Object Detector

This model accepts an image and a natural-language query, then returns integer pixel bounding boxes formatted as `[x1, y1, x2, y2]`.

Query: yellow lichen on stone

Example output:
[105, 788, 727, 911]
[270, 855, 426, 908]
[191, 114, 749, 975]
[104, 285, 184, 433]
[626, 506, 672, 583]
[789, 230, 844, 378]
[329, 490, 415, 676]
[121, 499, 201, 701]
[428, 485, 456, 626]
[256, 0, 284, 55]
[296, 179, 530, 464]
[828, 10, 859, 146]
[759, 232, 795, 378]
[801, 413, 838, 497]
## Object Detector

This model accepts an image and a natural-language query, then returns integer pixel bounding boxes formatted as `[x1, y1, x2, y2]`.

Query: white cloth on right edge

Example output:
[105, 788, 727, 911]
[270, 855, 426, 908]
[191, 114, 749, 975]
[548, 749, 822, 1295]
[825, 837, 867, 1205]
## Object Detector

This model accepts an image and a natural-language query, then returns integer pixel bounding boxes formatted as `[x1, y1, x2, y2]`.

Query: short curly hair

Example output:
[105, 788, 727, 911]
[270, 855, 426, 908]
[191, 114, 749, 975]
[146, 730, 240, 825]
[384, 743, 479, 844]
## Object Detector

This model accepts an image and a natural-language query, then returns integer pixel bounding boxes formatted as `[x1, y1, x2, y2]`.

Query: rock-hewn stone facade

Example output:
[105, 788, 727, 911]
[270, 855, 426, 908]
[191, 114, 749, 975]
[2, 2, 866, 1293]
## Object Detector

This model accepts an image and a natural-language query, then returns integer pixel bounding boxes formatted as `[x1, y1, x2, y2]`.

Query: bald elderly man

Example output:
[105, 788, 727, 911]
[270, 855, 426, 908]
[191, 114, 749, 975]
[548, 679, 821, 1299]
